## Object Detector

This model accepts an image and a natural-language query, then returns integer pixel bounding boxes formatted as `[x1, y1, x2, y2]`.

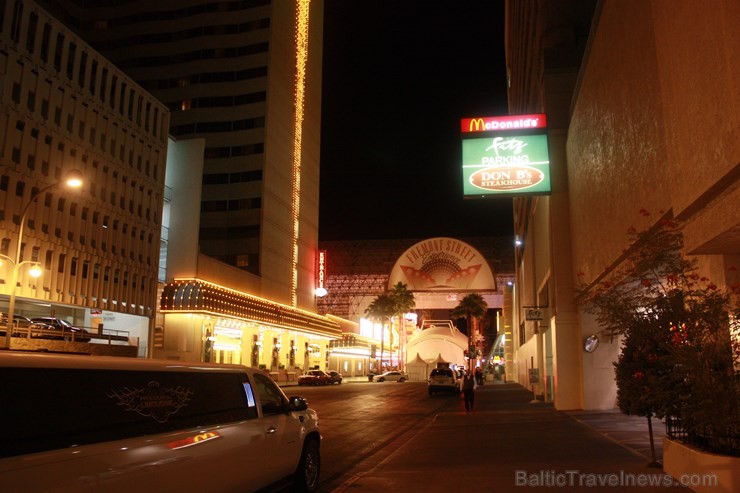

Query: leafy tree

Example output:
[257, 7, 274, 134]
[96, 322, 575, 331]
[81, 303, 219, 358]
[576, 217, 740, 457]
[365, 293, 395, 370]
[451, 293, 488, 369]
[390, 282, 415, 369]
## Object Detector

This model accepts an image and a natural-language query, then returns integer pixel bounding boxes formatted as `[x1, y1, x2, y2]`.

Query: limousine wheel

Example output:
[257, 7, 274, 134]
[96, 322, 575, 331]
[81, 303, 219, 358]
[293, 439, 320, 492]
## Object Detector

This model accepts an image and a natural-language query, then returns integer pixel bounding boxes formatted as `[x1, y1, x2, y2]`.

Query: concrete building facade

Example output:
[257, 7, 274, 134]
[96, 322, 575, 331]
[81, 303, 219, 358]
[0, 0, 168, 354]
[505, 0, 738, 410]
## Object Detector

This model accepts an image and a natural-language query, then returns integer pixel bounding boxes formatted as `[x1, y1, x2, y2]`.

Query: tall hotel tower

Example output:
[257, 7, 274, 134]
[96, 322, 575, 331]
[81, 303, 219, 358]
[40, 0, 326, 310]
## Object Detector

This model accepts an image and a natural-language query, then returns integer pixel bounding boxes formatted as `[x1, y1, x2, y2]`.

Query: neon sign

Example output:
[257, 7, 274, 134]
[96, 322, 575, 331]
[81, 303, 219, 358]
[461, 114, 547, 134]
[315, 250, 327, 297]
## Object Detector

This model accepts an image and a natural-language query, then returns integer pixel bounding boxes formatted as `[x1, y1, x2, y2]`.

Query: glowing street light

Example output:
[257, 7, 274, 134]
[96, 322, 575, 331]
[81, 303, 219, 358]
[2, 170, 83, 349]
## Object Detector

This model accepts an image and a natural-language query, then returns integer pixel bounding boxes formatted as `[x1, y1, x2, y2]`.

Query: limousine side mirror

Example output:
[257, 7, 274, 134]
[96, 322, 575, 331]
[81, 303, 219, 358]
[288, 396, 309, 412]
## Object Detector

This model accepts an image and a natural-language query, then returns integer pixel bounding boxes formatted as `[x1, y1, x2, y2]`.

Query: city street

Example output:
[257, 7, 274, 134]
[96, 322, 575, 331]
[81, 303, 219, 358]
[285, 381, 696, 493]
[284, 380, 455, 491]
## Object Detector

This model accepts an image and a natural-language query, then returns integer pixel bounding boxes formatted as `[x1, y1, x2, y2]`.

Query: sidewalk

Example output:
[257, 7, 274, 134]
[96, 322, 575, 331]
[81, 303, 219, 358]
[330, 382, 691, 492]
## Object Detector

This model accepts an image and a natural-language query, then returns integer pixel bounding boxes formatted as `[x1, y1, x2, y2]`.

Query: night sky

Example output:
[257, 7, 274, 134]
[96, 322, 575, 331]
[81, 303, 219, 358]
[319, 1, 511, 241]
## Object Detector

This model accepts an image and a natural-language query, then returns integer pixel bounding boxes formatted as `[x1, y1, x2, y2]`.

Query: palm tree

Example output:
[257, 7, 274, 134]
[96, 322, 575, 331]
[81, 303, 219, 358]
[389, 282, 415, 370]
[450, 293, 488, 370]
[364, 293, 395, 370]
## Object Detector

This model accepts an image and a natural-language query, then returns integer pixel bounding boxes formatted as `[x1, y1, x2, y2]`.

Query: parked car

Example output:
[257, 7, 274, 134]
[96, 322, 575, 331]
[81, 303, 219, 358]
[0, 314, 49, 338]
[327, 370, 343, 384]
[375, 370, 408, 382]
[0, 352, 321, 493]
[298, 369, 332, 386]
[30, 317, 92, 342]
[428, 367, 460, 395]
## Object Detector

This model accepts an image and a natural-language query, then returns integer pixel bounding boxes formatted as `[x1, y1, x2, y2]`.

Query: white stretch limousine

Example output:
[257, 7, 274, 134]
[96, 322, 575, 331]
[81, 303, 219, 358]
[0, 352, 321, 492]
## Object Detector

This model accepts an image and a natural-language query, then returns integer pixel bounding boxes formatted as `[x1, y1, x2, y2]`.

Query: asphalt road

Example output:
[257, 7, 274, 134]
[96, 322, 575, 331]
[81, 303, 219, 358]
[284, 380, 460, 492]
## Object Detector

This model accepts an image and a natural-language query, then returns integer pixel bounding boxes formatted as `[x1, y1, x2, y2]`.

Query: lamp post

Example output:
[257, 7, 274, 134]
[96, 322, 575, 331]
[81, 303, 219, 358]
[2, 170, 83, 349]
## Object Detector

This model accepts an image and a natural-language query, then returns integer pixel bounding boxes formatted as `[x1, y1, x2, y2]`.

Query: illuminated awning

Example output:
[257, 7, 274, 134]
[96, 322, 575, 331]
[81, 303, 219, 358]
[160, 279, 341, 338]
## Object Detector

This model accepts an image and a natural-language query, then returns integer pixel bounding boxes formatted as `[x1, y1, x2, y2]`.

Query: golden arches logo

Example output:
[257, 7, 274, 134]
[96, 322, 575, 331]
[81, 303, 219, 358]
[469, 118, 485, 132]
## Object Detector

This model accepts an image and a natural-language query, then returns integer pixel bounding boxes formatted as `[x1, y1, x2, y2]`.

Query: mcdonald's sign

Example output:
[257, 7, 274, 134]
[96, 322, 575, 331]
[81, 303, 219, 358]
[461, 114, 547, 134]
[460, 113, 550, 197]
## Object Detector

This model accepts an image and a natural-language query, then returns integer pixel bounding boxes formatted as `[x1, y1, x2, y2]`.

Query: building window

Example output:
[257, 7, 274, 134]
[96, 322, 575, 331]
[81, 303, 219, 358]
[40, 23, 51, 62]
[66, 42, 77, 80]
[27, 91, 36, 111]
[11, 83, 21, 104]
[26, 12, 38, 53]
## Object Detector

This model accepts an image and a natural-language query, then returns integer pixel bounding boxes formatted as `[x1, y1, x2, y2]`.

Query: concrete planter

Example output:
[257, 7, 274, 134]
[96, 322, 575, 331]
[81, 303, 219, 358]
[663, 438, 738, 493]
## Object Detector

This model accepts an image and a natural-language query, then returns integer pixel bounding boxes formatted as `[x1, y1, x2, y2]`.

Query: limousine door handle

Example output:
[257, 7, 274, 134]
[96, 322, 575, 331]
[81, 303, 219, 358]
[266, 426, 277, 434]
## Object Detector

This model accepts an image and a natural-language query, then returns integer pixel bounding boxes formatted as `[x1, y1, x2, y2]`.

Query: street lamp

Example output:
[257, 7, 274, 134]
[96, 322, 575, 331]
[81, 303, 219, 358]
[2, 170, 84, 349]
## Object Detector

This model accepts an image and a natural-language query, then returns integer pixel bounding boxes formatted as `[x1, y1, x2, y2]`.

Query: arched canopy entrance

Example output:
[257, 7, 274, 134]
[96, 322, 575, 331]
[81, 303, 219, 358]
[387, 237, 498, 311]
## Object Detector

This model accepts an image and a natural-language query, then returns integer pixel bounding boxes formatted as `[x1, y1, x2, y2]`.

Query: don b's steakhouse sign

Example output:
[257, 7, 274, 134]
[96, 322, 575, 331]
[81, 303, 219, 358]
[461, 114, 551, 197]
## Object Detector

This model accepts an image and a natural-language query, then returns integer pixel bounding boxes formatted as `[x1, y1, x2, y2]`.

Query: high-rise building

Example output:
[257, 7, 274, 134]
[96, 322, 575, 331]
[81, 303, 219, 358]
[0, 0, 169, 355]
[40, 0, 325, 310]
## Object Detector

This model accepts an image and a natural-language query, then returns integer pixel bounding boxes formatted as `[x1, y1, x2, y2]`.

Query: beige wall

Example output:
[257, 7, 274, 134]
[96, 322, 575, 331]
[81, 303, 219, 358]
[508, 0, 737, 410]
[566, 0, 738, 408]
[568, 0, 738, 280]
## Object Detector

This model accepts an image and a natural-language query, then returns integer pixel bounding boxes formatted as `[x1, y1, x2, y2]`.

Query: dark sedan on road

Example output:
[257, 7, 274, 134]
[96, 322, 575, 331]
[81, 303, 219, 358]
[298, 369, 332, 386]
[327, 370, 343, 384]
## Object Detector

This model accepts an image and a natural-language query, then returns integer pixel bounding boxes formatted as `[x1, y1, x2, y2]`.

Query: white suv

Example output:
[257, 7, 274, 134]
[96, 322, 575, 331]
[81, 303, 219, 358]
[0, 352, 321, 492]
[428, 367, 460, 395]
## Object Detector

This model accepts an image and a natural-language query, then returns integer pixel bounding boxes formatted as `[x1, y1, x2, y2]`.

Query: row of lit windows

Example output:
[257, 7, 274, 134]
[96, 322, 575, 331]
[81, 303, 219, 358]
[7, 3, 166, 140]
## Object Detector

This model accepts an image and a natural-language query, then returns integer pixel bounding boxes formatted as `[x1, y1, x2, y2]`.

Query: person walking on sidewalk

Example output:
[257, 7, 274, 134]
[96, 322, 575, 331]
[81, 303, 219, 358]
[462, 371, 477, 412]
